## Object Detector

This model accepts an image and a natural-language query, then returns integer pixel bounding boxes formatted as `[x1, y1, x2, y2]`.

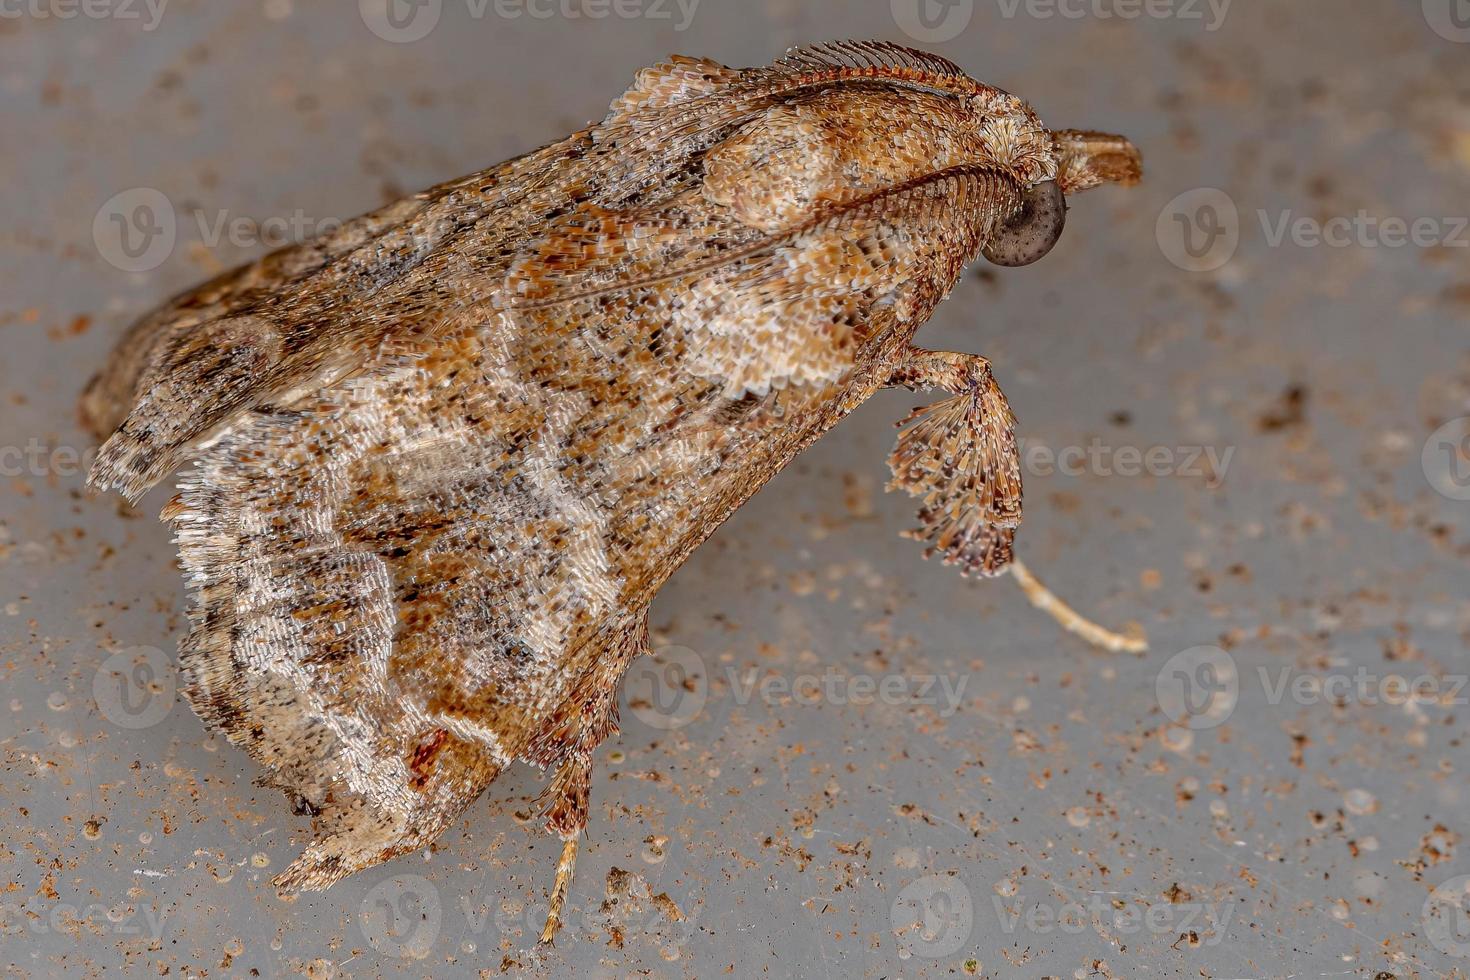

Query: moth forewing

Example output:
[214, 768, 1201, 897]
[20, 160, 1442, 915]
[83, 40, 1143, 945]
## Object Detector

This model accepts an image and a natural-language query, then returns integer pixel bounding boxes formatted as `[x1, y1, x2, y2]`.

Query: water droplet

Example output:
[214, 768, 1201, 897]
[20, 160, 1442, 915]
[1160, 726, 1194, 754]
[1344, 788, 1377, 815]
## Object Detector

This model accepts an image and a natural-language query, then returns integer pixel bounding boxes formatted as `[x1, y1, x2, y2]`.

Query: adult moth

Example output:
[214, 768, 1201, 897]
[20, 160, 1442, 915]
[83, 40, 1143, 944]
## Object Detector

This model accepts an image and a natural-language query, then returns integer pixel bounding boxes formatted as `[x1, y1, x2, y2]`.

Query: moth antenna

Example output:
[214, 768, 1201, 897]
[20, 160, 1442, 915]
[596, 38, 990, 161]
[1009, 559, 1148, 654]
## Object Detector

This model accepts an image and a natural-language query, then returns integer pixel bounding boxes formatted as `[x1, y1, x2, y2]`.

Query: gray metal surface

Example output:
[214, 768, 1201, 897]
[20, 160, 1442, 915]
[2, 1, 1469, 976]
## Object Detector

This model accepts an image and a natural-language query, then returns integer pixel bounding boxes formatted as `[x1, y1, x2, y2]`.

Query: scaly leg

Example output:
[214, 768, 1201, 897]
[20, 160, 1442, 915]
[886, 349, 1021, 575]
[541, 836, 579, 944]
[527, 617, 649, 944]
[885, 348, 1146, 652]
[537, 750, 590, 945]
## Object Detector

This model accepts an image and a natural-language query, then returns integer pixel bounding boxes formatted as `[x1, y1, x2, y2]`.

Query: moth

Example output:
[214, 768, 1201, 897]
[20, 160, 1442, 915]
[82, 40, 1142, 944]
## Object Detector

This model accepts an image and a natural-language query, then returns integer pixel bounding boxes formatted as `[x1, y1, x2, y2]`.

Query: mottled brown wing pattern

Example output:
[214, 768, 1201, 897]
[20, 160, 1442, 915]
[156, 165, 1021, 897]
[82, 164, 550, 501]
[85, 39, 1046, 505]
[508, 166, 1022, 395]
[78, 194, 438, 442]
[73, 50, 815, 497]
[172, 326, 636, 889]
[83, 39, 1144, 942]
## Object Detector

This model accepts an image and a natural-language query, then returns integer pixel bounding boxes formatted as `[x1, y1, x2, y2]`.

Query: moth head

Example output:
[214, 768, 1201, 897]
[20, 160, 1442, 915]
[694, 44, 1141, 271]
[703, 83, 1057, 235]
[982, 127, 1142, 268]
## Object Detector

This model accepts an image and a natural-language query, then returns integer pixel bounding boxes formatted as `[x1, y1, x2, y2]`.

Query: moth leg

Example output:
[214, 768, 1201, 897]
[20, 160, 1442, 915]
[537, 754, 591, 945]
[526, 615, 649, 945]
[885, 349, 1020, 576]
[885, 348, 1146, 652]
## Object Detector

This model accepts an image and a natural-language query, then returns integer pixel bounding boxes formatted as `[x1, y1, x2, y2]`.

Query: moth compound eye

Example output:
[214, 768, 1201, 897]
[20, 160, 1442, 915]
[982, 179, 1067, 267]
